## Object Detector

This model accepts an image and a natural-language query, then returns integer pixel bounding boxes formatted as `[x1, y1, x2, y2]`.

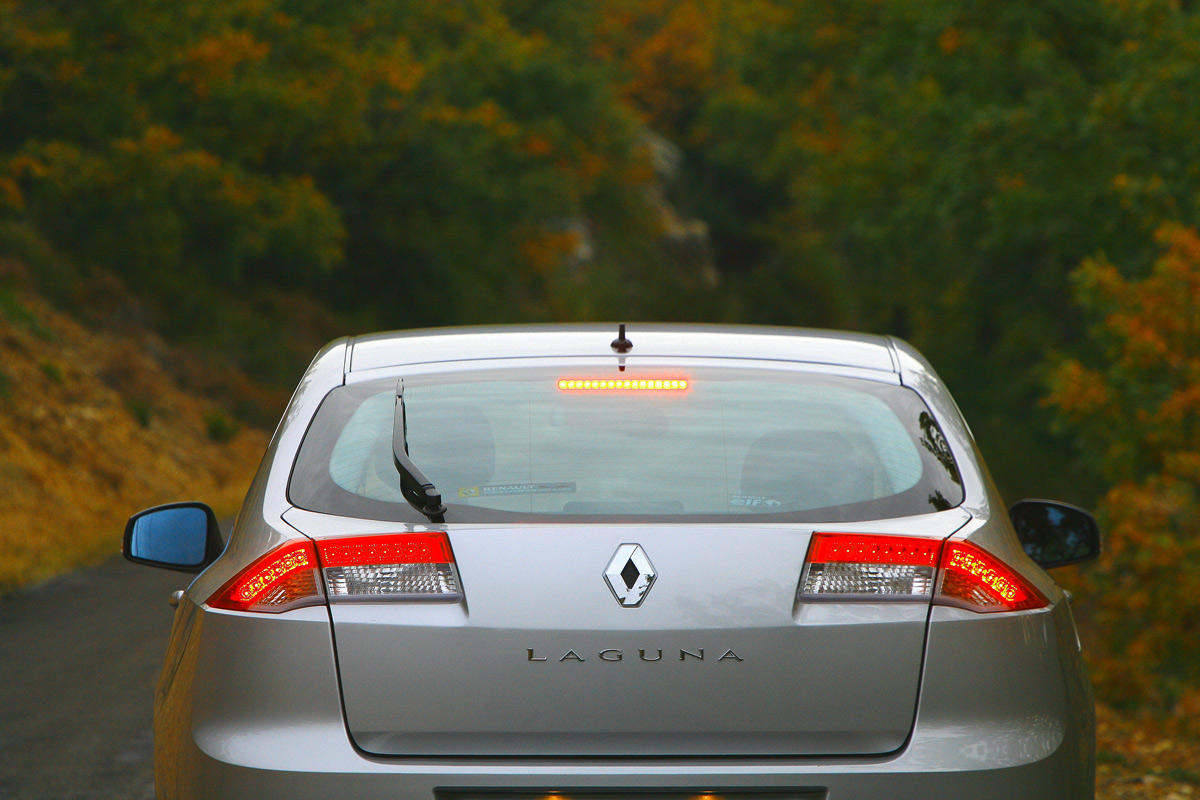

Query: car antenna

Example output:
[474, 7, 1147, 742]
[611, 323, 633, 353]
[392, 379, 447, 524]
[610, 323, 632, 371]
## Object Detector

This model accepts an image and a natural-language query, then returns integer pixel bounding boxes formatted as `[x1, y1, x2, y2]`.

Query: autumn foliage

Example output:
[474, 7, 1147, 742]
[1047, 225, 1200, 720]
[0, 0, 664, 351]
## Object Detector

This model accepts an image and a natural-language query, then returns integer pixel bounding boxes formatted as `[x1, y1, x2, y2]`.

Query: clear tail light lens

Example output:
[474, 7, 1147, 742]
[207, 532, 461, 613]
[799, 532, 1049, 613]
[319, 532, 462, 601]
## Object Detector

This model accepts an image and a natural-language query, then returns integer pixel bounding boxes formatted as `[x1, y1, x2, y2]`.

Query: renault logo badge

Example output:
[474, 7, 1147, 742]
[604, 544, 657, 607]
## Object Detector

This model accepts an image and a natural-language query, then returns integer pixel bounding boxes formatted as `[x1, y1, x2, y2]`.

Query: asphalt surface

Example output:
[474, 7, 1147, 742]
[0, 555, 189, 800]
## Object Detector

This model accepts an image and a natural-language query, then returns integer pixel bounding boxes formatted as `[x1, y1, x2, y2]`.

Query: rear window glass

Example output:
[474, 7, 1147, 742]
[289, 366, 963, 523]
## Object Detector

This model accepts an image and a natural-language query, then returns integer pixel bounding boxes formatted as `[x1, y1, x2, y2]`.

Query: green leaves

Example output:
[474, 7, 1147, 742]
[0, 0, 665, 343]
[13, 130, 342, 290]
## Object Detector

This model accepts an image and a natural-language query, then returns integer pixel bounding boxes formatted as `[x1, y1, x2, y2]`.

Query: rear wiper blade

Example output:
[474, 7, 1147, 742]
[392, 379, 447, 523]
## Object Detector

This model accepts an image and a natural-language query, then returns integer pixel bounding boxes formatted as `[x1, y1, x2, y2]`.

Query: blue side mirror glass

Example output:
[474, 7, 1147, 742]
[124, 503, 218, 572]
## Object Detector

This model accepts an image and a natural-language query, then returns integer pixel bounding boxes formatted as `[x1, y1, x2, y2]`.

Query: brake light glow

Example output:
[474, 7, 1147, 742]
[557, 378, 688, 391]
[807, 532, 940, 566]
[936, 540, 1046, 613]
[320, 533, 453, 566]
[798, 532, 1049, 613]
[208, 539, 323, 613]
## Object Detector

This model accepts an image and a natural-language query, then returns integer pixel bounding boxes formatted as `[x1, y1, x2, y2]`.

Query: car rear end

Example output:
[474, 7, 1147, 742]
[152, 328, 1094, 799]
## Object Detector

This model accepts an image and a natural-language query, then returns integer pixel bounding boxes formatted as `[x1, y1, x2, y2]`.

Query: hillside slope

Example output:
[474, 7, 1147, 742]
[0, 278, 269, 594]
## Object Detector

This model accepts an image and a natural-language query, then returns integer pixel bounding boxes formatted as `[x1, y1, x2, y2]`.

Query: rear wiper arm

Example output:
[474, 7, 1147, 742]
[392, 379, 447, 523]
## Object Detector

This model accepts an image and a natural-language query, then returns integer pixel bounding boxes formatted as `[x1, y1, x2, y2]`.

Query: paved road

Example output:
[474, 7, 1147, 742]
[0, 556, 190, 800]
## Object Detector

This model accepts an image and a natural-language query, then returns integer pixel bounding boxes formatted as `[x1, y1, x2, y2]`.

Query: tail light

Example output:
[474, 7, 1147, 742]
[799, 532, 1048, 613]
[936, 540, 1047, 612]
[207, 533, 461, 613]
[319, 533, 461, 601]
[800, 533, 940, 598]
[209, 539, 323, 613]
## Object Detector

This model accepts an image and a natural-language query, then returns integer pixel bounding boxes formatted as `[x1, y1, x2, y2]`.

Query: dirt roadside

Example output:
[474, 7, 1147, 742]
[1096, 703, 1200, 799]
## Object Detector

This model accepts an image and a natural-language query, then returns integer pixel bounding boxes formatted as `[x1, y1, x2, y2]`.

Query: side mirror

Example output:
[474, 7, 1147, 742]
[1009, 499, 1101, 569]
[123, 502, 223, 573]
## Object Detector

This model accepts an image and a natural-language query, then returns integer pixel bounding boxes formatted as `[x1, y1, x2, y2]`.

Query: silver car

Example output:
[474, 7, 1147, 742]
[125, 324, 1100, 799]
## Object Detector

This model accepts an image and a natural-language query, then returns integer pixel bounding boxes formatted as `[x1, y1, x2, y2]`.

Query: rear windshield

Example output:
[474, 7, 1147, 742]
[289, 366, 963, 523]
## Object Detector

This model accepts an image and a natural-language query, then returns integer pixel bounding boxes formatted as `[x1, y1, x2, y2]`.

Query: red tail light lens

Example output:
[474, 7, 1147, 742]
[208, 539, 323, 613]
[318, 532, 462, 601]
[799, 532, 1049, 613]
[319, 532, 453, 566]
[934, 540, 1047, 613]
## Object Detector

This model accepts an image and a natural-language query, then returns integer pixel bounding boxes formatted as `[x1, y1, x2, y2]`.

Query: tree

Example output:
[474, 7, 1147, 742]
[0, 0, 667, 375]
[1046, 224, 1200, 720]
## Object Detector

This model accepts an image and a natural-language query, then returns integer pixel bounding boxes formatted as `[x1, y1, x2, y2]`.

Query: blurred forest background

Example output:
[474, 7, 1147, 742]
[2, 0, 1199, 788]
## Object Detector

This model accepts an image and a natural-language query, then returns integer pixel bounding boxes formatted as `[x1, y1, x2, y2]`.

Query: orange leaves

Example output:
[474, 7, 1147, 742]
[519, 229, 586, 276]
[1069, 224, 1200, 473]
[786, 69, 845, 157]
[1080, 474, 1200, 713]
[1090, 226, 1200, 375]
[0, 176, 22, 211]
[13, 123, 344, 288]
[178, 29, 270, 98]
[421, 100, 520, 139]
[359, 35, 425, 100]
[597, 0, 719, 131]
[113, 125, 183, 155]
[565, 147, 608, 190]
[996, 173, 1026, 192]
[53, 59, 83, 83]
[1164, 450, 1200, 484]
[1154, 223, 1200, 290]
[521, 135, 554, 158]
[8, 153, 49, 180]
[10, 24, 70, 54]
[938, 26, 964, 55]
[1048, 224, 1200, 714]
[378, 59, 424, 96]
[1045, 359, 1110, 421]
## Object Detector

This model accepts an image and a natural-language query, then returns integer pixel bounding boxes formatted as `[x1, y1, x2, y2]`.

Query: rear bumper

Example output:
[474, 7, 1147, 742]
[175, 722, 1090, 800]
[157, 603, 1094, 800]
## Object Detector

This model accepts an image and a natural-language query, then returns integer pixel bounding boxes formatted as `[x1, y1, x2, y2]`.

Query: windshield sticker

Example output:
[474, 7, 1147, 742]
[459, 482, 577, 498]
[730, 495, 783, 508]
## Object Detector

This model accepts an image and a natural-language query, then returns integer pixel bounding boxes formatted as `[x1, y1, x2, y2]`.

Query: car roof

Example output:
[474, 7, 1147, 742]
[347, 324, 898, 374]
